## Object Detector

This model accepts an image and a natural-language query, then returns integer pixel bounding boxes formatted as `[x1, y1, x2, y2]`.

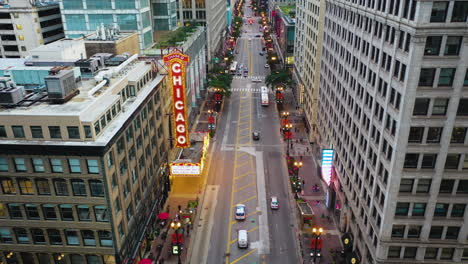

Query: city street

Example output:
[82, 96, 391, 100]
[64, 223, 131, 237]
[191, 5, 300, 264]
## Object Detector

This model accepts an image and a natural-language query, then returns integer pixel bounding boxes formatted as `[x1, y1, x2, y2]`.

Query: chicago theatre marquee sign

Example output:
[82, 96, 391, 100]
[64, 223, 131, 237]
[163, 50, 190, 148]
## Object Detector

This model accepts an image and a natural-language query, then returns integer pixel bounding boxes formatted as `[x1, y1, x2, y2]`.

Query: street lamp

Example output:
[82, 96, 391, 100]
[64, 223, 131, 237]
[283, 123, 292, 157]
[170, 221, 183, 264]
[311, 227, 323, 264]
[208, 109, 214, 134]
[294, 161, 303, 176]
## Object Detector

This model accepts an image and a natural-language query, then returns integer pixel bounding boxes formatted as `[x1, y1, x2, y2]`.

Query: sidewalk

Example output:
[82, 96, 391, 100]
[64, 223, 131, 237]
[145, 96, 216, 264]
[280, 89, 344, 264]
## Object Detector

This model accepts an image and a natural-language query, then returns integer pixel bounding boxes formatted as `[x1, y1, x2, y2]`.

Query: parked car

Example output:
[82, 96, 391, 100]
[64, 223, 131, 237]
[270, 196, 279, 209]
[259, 52, 264, 56]
[264, 64, 270, 68]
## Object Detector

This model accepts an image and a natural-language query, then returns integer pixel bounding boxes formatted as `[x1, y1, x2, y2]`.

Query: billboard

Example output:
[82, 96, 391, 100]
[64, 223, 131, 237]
[163, 50, 190, 148]
[321, 149, 334, 186]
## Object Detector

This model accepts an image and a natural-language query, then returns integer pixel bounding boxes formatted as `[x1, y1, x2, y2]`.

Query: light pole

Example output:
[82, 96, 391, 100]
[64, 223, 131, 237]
[208, 109, 214, 134]
[311, 227, 323, 264]
[293, 161, 303, 177]
[283, 123, 292, 157]
[170, 221, 182, 264]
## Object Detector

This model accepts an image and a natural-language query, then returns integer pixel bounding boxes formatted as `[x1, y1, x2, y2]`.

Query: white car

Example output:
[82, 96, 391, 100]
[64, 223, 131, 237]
[265, 64, 270, 68]
[249, 38, 252, 41]
[235, 204, 246, 220]
[270, 196, 279, 209]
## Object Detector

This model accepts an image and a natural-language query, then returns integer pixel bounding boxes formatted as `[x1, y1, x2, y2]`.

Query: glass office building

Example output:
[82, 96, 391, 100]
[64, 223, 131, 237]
[59, 0, 153, 51]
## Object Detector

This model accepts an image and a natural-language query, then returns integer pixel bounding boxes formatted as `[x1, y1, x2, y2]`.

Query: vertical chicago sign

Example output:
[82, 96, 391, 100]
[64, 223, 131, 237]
[164, 50, 190, 148]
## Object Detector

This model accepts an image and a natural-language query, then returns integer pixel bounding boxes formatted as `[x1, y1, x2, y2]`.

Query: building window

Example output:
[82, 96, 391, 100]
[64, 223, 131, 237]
[31, 228, 46, 244]
[68, 159, 81, 173]
[403, 154, 419, 168]
[434, 203, 449, 217]
[98, 230, 113, 247]
[126, 204, 133, 221]
[424, 36, 442, 55]
[404, 247, 417, 259]
[391, 225, 405, 238]
[14, 228, 29, 244]
[444, 36, 462, 55]
[71, 179, 87, 196]
[413, 98, 430, 115]
[429, 226, 443, 239]
[48, 126, 61, 139]
[65, 229, 80, 245]
[106, 151, 114, 168]
[12, 126, 25, 138]
[89, 180, 104, 197]
[399, 179, 414, 193]
[0, 158, 8, 172]
[418, 69, 436, 86]
[407, 225, 421, 238]
[47, 229, 62, 245]
[30, 126, 43, 138]
[77, 205, 91, 221]
[35, 179, 51, 195]
[94, 206, 109, 222]
[114, 198, 121, 213]
[439, 179, 454, 193]
[81, 230, 96, 246]
[86, 159, 100, 174]
[25, 204, 40, 219]
[0, 126, 6, 137]
[395, 202, 410, 216]
[440, 248, 454, 260]
[451, 204, 466, 217]
[84, 125, 92, 138]
[408, 127, 424, 143]
[8, 204, 22, 219]
[426, 127, 443, 143]
[53, 179, 69, 196]
[59, 204, 74, 221]
[445, 226, 460, 239]
[117, 137, 124, 154]
[432, 98, 449, 115]
[0, 178, 16, 194]
[67, 126, 80, 139]
[438, 68, 456, 86]
[14, 158, 27, 172]
[18, 178, 34, 194]
[421, 154, 437, 169]
[412, 203, 426, 216]
[430, 1, 448, 22]
[42, 204, 57, 220]
[0, 228, 13, 244]
[452, 1, 468, 22]
[465, 70, 468, 86]
[451, 127, 467, 143]
[63, 0, 83, 9]
[457, 99, 468, 116]
[388, 246, 401, 258]
[50, 159, 63, 173]
[445, 154, 460, 169]
[425, 248, 438, 259]
[31, 158, 45, 172]
[457, 180, 468, 193]
[416, 179, 432, 193]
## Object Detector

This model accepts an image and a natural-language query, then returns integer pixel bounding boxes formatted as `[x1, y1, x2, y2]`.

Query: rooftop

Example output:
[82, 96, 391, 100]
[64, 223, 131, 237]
[152, 25, 199, 49]
[279, 4, 296, 16]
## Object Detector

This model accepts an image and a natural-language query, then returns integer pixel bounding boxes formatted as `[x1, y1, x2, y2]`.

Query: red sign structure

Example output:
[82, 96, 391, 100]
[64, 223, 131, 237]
[164, 50, 190, 148]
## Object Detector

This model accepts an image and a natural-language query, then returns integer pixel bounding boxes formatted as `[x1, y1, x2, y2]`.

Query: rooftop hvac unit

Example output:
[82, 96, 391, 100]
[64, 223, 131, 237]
[0, 86, 24, 105]
[45, 68, 78, 104]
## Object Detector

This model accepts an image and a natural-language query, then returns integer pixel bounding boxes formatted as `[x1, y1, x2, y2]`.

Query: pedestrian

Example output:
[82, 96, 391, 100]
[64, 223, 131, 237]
[306, 147, 309, 152]
[300, 155, 303, 160]
[302, 180, 305, 185]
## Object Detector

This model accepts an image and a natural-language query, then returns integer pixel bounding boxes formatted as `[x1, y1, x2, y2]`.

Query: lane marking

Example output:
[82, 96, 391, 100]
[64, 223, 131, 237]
[234, 182, 256, 192]
[256, 151, 270, 255]
[234, 171, 253, 180]
[233, 195, 257, 206]
[235, 161, 250, 168]
[230, 248, 258, 264]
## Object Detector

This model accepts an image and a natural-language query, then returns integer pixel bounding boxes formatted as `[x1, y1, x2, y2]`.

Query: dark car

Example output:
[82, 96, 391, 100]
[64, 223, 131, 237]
[255, 34, 262, 37]
[259, 52, 264, 56]
[252, 131, 260, 140]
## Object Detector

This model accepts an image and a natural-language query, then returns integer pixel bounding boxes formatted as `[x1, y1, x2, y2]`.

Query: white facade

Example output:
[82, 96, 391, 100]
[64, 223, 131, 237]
[29, 39, 86, 60]
[293, 0, 325, 141]
[317, 0, 468, 263]
[177, 0, 226, 62]
[0, 0, 64, 58]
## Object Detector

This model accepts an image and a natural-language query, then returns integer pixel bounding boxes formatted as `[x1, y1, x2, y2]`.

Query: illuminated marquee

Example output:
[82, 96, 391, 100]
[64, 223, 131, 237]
[170, 135, 210, 176]
[163, 50, 190, 148]
[321, 149, 334, 186]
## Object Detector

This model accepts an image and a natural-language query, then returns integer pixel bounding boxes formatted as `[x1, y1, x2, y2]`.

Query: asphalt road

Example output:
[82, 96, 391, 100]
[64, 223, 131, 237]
[200, 6, 300, 264]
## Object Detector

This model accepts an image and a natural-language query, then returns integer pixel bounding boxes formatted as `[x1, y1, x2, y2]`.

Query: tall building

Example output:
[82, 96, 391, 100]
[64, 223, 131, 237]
[177, 0, 227, 62]
[316, 0, 468, 263]
[0, 0, 64, 58]
[58, 0, 153, 51]
[292, 0, 325, 142]
[0, 53, 173, 263]
[151, 0, 178, 31]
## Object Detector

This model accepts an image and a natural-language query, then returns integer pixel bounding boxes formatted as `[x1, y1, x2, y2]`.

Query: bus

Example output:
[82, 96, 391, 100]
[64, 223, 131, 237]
[229, 61, 238, 75]
[261, 86, 269, 106]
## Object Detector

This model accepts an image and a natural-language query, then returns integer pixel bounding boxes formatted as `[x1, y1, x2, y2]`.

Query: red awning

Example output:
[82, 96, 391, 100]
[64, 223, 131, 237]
[138, 259, 152, 264]
[158, 212, 170, 220]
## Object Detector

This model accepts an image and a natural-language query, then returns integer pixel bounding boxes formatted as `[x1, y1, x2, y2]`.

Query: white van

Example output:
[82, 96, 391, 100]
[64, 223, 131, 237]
[238, 230, 248, 248]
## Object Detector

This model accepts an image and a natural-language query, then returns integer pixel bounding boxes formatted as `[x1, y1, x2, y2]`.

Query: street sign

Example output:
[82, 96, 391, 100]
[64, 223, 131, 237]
[213, 57, 220, 63]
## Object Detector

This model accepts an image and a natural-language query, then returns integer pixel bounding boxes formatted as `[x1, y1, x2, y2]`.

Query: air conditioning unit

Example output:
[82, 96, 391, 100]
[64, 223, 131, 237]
[0, 85, 24, 105]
